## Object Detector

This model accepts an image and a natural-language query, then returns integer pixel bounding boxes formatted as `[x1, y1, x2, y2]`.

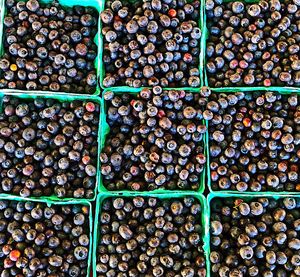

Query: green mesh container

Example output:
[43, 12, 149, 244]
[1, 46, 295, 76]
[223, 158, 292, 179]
[92, 192, 209, 277]
[0, 91, 102, 202]
[0, 194, 93, 277]
[201, 0, 300, 93]
[0, 0, 101, 96]
[206, 89, 300, 195]
[206, 192, 300, 276]
[99, 87, 206, 194]
[99, 0, 205, 90]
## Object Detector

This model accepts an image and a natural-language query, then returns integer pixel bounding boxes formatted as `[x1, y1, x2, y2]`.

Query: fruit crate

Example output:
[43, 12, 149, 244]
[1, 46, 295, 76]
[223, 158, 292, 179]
[0, 91, 102, 202]
[0, 0, 101, 96]
[200, 0, 300, 93]
[205, 192, 300, 277]
[92, 192, 209, 276]
[99, 87, 207, 194]
[0, 194, 93, 277]
[205, 89, 300, 195]
[99, 0, 205, 90]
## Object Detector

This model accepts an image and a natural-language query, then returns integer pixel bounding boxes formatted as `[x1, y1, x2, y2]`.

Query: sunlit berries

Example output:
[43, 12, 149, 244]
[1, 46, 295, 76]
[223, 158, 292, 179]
[0, 199, 90, 276]
[0, 0, 98, 93]
[206, 0, 300, 87]
[101, 0, 201, 88]
[205, 90, 300, 192]
[210, 197, 300, 276]
[0, 96, 100, 198]
[101, 87, 207, 191]
[96, 196, 206, 276]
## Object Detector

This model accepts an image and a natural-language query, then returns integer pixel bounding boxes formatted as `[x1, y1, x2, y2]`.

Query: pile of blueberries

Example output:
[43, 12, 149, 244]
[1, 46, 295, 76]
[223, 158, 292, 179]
[206, 0, 300, 87]
[0, 200, 90, 277]
[101, 87, 207, 191]
[101, 0, 201, 88]
[206, 91, 300, 192]
[96, 196, 206, 277]
[210, 197, 300, 276]
[0, 96, 100, 199]
[0, 0, 98, 93]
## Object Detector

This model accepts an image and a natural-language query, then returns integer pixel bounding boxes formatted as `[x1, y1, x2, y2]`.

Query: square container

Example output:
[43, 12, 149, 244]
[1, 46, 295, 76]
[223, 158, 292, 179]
[0, 91, 102, 202]
[99, 0, 204, 90]
[93, 192, 209, 276]
[201, 0, 300, 93]
[0, 0, 101, 96]
[206, 89, 300, 194]
[99, 87, 206, 194]
[206, 192, 300, 277]
[0, 194, 93, 277]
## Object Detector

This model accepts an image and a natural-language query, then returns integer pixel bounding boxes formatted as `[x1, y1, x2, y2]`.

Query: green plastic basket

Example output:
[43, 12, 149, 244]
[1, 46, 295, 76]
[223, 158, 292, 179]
[93, 192, 209, 277]
[201, 0, 300, 93]
[206, 192, 300, 277]
[206, 89, 300, 194]
[0, 91, 102, 202]
[99, 87, 206, 194]
[0, 0, 101, 96]
[99, 0, 205, 90]
[0, 194, 93, 277]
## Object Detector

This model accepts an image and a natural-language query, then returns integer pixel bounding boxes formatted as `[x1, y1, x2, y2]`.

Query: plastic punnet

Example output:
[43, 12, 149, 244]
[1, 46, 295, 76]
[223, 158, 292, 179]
[206, 89, 300, 194]
[0, 91, 102, 202]
[206, 192, 300, 277]
[99, 0, 204, 90]
[99, 87, 206, 194]
[93, 192, 209, 277]
[0, 0, 101, 96]
[201, 0, 300, 93]
[0, 194, 93, 277]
